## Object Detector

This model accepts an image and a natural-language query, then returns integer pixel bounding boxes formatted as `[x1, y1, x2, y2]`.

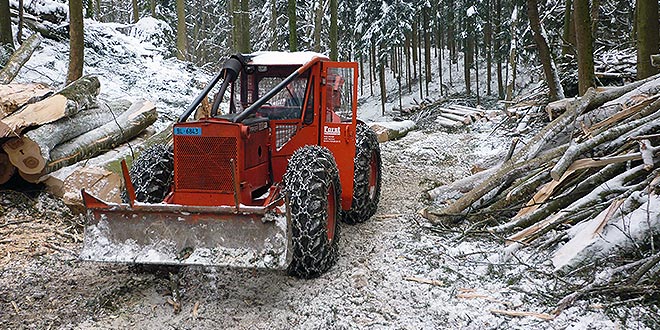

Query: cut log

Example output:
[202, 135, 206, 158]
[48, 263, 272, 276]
[43, 100, 157, 174]
[0, 152, 16, 185]
[552, 191, 660, 272]
[0, 33, 42, 84]
[435, 117, 463, 128]
[0, 83, 53, 118]
[2, 100, 130, 174]
[368, 121, 415, 142]
[438, 111, 471, 124]
[0, 75, 100, 138]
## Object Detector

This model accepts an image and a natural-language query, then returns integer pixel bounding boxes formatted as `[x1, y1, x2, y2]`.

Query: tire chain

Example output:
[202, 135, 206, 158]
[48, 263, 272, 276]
[343, 123, 382, 224]
[284, 146, 342, 279]
[123, 144, 174, 203]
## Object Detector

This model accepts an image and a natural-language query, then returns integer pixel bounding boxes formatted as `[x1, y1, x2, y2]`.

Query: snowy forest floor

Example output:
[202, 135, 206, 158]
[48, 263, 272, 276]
[1, 116, 654, 329]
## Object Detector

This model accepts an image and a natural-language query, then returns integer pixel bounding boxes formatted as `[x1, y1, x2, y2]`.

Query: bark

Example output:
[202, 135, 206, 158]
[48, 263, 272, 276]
[423, 8, 431, 91]
[495, 0, 504, 99]
[329, 0, 337, 60]
[239, 0, 250, 53]
[270, 0, 277, 50]
[17, 0, 23, 43]
[0, 0, 13, 53]
[485, 0, 492, 95]
[424, 145, 568, 220]
[43, 100, 157, 174]
[573, 0, 595, 96]
[5, 100, 131, 174]
[67, 0, 84, 84]
[150, 0, 156, 17]
[562, 0, 573, 55]
[527, 0, 564, 101]
[287, 0, 297, 52]
[379, 62, 386, 116]
[551, 98, 660, 180]
[175, 0, 187, 60]
[505, 8, 518, 102]
[0, 83, 52, 117]
[0, 33, 43, 84]
[313, 0, 322, 52]
[0, 75, 99, 138]
[132, 0, 139, 23]
[636, 0, 660, 79]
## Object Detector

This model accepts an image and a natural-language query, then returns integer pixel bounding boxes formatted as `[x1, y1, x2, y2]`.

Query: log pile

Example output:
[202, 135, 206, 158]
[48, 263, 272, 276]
[434, 104, 489, 128]
[422, 73, 660, 307]
[0, 76, 157, 207]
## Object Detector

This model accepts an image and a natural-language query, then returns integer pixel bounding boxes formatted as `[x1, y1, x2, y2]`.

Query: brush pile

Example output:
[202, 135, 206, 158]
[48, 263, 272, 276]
[422, 73, 660, 306]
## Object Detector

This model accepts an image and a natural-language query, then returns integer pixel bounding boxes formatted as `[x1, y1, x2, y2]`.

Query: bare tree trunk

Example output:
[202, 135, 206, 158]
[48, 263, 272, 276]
[239, 0, 250, 53]
[313, 0, 323, 52]
[423, 8, 431, 94]
[495, 0, 504, 99]
[131, 0, 139, 23]
[0, 33, 42, 84]
[562, 0, 574, 55]
[175, 0, 187, 60]
[17, 0, 24, 43]
[67, 0, 84, 84]
[270, 0, 278, 50]
[528, 0, 565, 101]
[288, 0, 297, 52]
[0, 0, 13, 54]
[379, 60, 386, 116]
[329, 0, 338, 60]
[485, 0, 492, 95]
[636, 0, 659, 79]
[574, 0, 595, 95]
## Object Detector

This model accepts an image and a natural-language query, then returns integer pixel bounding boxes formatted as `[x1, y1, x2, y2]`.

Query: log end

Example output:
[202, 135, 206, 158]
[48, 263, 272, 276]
[2, 137, 46, 174]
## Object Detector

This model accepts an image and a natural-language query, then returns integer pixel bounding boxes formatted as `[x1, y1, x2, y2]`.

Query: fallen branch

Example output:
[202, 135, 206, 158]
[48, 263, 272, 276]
[0, 33, 42, 84]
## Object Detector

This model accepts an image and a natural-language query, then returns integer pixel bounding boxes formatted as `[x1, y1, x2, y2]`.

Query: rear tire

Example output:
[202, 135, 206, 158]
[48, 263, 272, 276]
[343, 123, 382, 224]
[124, 143, 174, 203]
[284, 146, 341, 279]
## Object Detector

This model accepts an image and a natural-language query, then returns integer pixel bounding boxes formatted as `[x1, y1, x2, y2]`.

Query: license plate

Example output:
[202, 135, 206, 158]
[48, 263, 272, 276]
[174, 127, 202, 136]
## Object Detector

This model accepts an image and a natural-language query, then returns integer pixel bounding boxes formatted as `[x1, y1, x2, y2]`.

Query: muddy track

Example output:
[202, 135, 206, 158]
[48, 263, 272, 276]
[0, 124, 630, 329]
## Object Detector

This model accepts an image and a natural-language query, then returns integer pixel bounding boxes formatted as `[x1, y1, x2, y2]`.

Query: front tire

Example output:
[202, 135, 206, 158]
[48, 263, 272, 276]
[284, 146, 341, 279]
[125, 143, 174, 203]
[343, 123, 382, 224]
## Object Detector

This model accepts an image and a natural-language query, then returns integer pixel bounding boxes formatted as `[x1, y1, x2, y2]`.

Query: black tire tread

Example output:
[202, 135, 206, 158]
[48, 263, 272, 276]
[343, 123, 382, 224]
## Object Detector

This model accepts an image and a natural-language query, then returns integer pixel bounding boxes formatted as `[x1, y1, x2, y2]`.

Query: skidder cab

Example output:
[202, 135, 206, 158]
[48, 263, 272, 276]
[81, 52, 382, 278]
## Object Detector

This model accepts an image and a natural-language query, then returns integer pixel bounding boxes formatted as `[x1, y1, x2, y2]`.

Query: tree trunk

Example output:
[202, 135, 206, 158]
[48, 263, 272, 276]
[562, 0, 573, 55]
[132, 0, 139, 23]
[150, 0, 156, 17]
[67, 0, 84, 84]
[17, 0, 24, 43]
[270, 0, 278, 50]
[288, 0, 297, 52]
[0, 75, 100, 138]
[175, 0, 187, 60]
[527, 0, 564, 101]
[329, 0, 338, 60]
[239, 0, 250, 53]
[423, 8, 431, 95]
[485, 0, 492, 95]
[495, 0, 504, 99]
[464, 23, 472, 96]
[379, 61, 386, 116]
[5, 100, 131, 174]
[0, 0, 13, 54]
[636, 0, 659, 79]
[0, 33, 42, 84]
[574, 0, 595, 96]
[313, 0, 323, 52]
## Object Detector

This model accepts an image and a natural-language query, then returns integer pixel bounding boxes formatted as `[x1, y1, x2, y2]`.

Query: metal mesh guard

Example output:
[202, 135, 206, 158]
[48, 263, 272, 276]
[175, 136, 237, 192]
[276, 125, 297, 151]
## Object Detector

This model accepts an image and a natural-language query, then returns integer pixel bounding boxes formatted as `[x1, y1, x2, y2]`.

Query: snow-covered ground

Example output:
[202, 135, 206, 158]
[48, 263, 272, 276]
[2, 7, 654, 330]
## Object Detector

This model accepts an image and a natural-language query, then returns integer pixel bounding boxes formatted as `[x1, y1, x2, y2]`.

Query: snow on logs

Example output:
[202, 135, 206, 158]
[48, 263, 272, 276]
[0, 76, 157, 205]
[422, 74, 660, 282]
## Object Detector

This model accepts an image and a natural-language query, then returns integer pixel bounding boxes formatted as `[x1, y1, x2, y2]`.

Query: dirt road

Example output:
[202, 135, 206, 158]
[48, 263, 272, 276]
[0, 122, 635, 329]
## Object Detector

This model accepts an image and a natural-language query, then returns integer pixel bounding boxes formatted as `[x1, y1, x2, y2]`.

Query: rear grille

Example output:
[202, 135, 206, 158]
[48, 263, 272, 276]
[175, 136, 237, 192]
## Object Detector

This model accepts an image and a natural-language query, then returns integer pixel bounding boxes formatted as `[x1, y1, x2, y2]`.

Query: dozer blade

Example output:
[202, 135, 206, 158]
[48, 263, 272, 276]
[79, 191, 292, 270]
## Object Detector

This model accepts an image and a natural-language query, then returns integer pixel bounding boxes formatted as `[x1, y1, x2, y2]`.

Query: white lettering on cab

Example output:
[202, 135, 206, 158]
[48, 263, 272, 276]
[324, 126, 341, 136]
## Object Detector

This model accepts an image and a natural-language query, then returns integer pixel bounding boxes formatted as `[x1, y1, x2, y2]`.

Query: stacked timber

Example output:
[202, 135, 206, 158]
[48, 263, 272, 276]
[435, 104, 489, 128]
[421, 73, 660, 310]
[0, 76, 158, 207]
